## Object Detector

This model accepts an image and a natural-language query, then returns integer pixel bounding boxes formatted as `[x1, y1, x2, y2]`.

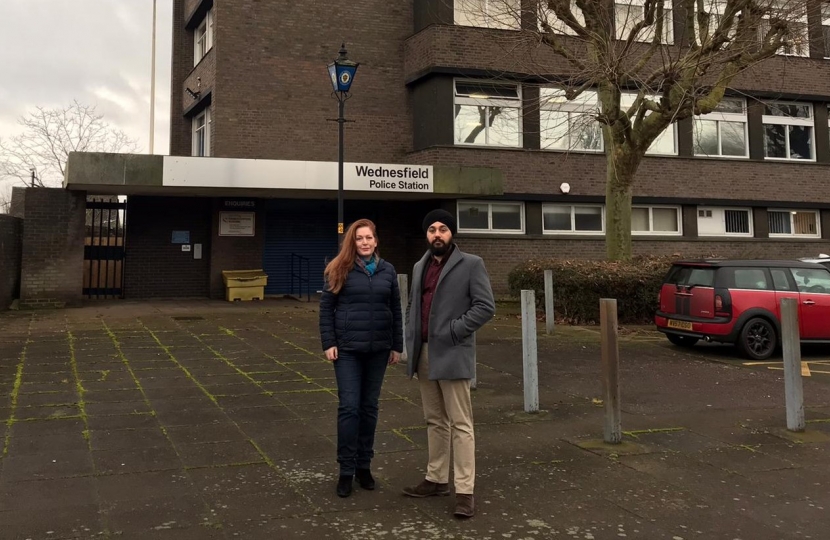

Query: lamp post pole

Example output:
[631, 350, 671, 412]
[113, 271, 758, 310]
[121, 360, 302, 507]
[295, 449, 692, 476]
[328, 43, 358, 247]
[338, 95, 345, 246]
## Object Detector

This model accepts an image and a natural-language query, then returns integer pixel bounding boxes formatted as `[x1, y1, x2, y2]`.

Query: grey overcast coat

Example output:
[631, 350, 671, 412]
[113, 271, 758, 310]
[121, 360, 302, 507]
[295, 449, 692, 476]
[405, 246, 496, 380]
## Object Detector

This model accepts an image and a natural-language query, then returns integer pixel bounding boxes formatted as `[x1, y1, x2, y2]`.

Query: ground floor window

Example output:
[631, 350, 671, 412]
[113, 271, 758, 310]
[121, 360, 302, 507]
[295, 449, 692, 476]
[768, 209, 820, 237]
[697, 207, 753, 237]
[457, 201, 524, 233]
[542, 204, 604, 234]
[632, 206, 681, 235]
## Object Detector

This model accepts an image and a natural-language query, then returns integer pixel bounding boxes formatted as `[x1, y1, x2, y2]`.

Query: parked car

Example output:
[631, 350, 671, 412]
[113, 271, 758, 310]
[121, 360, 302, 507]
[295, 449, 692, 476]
[799, 254, 830, 270]
[655, 259, 830, 360]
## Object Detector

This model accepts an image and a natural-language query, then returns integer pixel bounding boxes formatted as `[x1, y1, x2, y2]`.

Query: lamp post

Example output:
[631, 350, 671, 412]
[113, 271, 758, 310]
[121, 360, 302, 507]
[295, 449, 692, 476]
[327, 43, 359, 246]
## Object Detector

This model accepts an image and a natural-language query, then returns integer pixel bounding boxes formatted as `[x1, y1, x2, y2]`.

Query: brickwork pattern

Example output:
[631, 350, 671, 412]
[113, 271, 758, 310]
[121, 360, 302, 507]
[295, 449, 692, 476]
[0, 215, 22, 310]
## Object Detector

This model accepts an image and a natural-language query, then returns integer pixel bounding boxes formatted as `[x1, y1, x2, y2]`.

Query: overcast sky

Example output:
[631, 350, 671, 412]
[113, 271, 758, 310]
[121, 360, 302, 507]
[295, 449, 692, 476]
[0, 0, 173, 193]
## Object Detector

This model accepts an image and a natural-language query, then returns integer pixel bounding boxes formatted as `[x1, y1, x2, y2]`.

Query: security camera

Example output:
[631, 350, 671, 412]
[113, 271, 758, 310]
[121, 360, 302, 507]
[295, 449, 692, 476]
[560, 182, 571, 194]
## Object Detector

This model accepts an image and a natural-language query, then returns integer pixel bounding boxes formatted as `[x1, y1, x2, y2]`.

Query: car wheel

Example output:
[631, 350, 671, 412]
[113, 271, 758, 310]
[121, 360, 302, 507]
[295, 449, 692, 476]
[667, 334, 699, 348]
[737, 318, 777, 360]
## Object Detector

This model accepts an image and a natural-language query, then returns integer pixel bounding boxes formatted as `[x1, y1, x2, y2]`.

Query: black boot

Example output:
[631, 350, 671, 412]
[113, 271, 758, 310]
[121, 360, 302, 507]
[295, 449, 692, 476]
[336, 474, 353, 498]
[355, 468, 375, 490]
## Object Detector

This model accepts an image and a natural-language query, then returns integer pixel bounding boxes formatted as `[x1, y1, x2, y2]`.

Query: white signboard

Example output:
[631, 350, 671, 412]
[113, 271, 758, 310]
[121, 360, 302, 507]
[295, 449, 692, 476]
[219, 212, 255, 236]
[162, 157, 433, 193]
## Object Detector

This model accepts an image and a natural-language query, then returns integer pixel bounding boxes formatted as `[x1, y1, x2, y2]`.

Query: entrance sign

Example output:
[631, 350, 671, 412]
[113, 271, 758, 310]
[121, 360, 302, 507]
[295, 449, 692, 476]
[219, 212, 255, 236]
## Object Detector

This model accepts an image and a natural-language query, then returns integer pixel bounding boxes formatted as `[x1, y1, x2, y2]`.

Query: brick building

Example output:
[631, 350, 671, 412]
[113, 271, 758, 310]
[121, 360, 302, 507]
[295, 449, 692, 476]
[58, 0, 830, 302]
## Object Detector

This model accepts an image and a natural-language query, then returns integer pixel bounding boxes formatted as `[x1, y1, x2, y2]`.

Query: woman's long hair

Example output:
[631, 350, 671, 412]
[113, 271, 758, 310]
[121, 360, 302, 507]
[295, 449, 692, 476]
[324, 219, 379, 294]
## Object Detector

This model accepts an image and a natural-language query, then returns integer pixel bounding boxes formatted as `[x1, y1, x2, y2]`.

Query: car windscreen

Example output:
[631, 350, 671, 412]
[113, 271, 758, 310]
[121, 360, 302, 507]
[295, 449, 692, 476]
[664, 265, 716, 287]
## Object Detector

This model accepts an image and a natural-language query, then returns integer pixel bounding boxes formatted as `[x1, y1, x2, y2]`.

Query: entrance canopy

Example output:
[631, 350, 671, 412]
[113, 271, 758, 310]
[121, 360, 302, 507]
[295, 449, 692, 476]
[64, 153, 503, 200]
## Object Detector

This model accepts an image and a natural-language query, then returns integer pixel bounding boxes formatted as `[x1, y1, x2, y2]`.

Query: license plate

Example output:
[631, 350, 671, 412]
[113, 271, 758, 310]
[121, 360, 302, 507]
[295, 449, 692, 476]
[667, 319, 693, 331]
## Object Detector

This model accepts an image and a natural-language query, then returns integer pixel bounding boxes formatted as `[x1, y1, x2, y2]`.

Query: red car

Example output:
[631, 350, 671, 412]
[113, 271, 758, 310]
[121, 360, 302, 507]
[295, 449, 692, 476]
[655, 260, 830, 360]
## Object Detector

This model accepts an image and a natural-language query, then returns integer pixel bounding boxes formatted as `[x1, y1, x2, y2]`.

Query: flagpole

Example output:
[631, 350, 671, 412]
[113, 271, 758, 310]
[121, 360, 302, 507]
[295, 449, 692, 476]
[149, 0, 157, 154]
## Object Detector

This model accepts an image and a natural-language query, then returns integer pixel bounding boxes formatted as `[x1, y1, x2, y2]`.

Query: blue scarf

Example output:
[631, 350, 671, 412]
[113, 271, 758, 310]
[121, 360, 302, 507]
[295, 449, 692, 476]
[358, 255, 378, 276]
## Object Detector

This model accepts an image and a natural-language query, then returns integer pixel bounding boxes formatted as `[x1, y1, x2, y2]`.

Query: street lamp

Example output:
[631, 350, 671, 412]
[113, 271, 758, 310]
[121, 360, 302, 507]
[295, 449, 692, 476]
[327, 43, 359, 246]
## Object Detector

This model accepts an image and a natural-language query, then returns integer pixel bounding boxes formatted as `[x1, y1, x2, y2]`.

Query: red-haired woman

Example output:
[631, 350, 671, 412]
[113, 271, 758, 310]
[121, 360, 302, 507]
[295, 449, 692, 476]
[319, 219, 403, 498]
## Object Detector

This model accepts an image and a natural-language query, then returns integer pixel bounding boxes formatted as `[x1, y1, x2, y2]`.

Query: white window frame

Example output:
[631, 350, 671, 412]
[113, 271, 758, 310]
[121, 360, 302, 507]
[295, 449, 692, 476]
[768, 209, 821, 238]
[696, 206, 754, 237]
[457, 201, 525, 234]
[759, 1, 808, 57]
[540, 88, 604, 153]
[192, 109, 211, 157]
[692, 97, 749, 158]
[631, 205, 682, 236]
[693, 1, 735, 44]
[542, 204, 605, 235]
[621, 92, 678, 155]
[542, 1, 585, 35]
[454, 79, 523, 148]
[194, 10, 214, 66]
[762, 101, 815, 162]
[454, 0, 521, 30]
[614, 0, 674, 44]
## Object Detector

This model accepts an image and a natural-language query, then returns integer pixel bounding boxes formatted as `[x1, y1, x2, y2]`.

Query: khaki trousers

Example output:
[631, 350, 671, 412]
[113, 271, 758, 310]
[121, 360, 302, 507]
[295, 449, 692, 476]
[417, 344, 475, 494]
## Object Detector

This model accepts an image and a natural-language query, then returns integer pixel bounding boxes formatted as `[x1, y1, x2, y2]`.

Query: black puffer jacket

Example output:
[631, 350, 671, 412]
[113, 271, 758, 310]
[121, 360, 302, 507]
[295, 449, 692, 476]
[320, 259, 403, 354]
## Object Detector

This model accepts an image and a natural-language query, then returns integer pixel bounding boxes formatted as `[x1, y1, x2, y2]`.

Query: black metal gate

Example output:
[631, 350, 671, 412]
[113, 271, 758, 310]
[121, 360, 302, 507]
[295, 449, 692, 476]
[84, 198, 127, 299]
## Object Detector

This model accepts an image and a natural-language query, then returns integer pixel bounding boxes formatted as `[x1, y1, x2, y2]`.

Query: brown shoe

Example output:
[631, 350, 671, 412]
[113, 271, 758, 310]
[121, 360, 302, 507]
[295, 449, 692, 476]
[402, 479, 450, 498]
[454, 494, 475, 518]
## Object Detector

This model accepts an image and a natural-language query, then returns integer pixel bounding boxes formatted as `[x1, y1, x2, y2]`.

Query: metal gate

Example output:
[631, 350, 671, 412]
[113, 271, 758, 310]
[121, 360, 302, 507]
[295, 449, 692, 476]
[84, 198, 127, 299]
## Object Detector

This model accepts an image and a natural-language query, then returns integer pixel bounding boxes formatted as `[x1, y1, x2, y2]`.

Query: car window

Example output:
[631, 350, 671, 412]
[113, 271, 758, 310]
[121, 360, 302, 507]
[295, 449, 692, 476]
[770, 269, 793, 291]
[731, 268, 770, 290]
[790, 268, 830, 294]
[665, 266, 715, 287]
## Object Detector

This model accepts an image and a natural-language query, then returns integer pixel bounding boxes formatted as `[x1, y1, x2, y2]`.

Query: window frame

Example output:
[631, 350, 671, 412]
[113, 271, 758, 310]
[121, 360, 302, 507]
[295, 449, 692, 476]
[631, 205, 682, 236]
[193, 10, 214, 66]
[761, 101, 815, 162]
[759, 1, 809, 57]
[696, 206, 754, 237]
[192, 108, 211, 157]
[539, 87, 604, 153]
[768, 209, 821, 238]
[453, 79, 523, 148]
[456, 200, 526, 234]
[620, 92, 679, 156]
[454, 0, 522, 30]
[614, 0, 674, 44]
[823, 3, 830, 59]
[692, 97, 749, 158]
[541, 203, 606, 235]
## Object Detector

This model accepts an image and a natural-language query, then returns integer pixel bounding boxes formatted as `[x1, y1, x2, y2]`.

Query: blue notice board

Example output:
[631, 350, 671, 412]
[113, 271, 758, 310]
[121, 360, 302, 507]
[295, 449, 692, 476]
[172, 230, 190, 244]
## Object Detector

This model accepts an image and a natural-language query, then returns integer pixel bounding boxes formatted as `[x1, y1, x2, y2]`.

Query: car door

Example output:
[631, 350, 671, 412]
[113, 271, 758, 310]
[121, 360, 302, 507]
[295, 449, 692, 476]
[770, 268, 800, 332]
[790, 267, 830, 339]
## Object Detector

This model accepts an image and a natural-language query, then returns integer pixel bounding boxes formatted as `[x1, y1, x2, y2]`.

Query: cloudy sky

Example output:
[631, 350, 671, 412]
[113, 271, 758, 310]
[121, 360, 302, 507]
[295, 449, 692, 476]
[0, 0, 172, 193]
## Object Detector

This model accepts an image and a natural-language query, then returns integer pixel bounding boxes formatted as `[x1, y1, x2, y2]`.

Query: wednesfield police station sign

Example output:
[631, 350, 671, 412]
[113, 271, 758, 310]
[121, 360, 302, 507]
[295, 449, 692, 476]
[162, 157, 433, 193]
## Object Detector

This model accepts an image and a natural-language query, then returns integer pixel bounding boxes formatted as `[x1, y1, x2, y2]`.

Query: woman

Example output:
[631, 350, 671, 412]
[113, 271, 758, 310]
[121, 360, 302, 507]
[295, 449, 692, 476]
[319, 219, 403, 498]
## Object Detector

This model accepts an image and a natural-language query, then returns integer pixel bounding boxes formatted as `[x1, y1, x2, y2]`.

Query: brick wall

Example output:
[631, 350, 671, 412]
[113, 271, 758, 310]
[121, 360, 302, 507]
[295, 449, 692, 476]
[458, 236, 830, 297]
[9, 187, 26, 218]
[124, 196, 212, 298]
[19, 189, 86, 309]
[209, 200, 265, 299]
[170, 0, 194, 156]
[0, 215, 22, 310]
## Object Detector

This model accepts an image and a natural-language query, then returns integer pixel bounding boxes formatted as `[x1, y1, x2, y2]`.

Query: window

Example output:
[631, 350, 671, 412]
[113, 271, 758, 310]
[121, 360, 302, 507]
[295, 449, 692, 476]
[666, 265, 715, 287]
[542, 1, 585, 35]
[770, 268, 793, 291]
[194, 10, 214, 65]
[615, 0, 673, 43]
[823, 4, 830, 58]
[731, 268, 770, 291]
[693, 1, 736, 44]
[632, 206, 681, 235]
[192, 109, 210, 157]
[759, 1, 808, 56]
[542, 204, 604, 234]
[768, 210, 820, 237]
[693, 98, 748, 158]
[454, 81, 522, 147]
[790, 268, 830, 293]
[457, 201, 524, 233]
[455, 0, 521, 30]
[621, 93, 677, 155]
[762, 102, 814, 161]
[697, 207, 753, 237]
[540, 88, 602, 152]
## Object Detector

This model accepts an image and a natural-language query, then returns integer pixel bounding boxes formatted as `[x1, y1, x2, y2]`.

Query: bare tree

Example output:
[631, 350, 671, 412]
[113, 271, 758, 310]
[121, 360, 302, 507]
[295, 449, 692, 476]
[454, 0, 809, 259]
[0, 185, 10, 214]
[0, 100, 139, 188]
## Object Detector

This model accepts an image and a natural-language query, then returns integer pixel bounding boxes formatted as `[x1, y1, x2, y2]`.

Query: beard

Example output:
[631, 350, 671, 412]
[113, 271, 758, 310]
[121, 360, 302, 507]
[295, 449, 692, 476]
[428, 238, 452, 256]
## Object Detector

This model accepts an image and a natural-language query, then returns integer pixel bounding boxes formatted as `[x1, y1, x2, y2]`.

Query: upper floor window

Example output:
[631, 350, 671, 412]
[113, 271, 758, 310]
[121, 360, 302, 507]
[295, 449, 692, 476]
[693, 98, 748, 158]
[694, 1, 735, 44]
[823, 4, 830, 58]
[697, 207, 753, 237]
[454, 81, 522, 148]
[192, 109, 211, 157]
[769, 209, 820, 237]
[621, 92, 677, 155]
[194, 10, 214, 66]
[542, 1, 585, 35]
[543, 204, 604, 234]
[540, 88, 603, 152]
[759, 1, 808, 56]
[632, 205, 681, 235]
[762, 102, 814, 161]
[457, 201, 525, 233]
[615, 0, 673, 43]
[455, 0, 521, 30]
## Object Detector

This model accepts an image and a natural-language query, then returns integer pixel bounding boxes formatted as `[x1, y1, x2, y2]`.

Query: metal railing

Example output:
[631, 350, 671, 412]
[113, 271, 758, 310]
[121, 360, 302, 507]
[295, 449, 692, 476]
[289, 253, 311, 302]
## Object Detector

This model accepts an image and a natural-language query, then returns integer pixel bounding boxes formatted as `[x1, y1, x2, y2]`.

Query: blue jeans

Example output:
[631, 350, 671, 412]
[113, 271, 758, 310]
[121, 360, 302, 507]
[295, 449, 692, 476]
[333, 350, 389, 476]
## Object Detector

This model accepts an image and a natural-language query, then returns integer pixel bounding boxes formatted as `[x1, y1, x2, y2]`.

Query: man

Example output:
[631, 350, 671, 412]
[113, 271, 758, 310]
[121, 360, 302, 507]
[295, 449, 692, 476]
[402, 209, 496, 518]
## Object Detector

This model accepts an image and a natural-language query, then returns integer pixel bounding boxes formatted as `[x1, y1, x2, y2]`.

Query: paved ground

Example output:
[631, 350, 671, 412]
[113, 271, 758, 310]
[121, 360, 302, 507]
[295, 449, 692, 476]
[1, 299, 830, 540]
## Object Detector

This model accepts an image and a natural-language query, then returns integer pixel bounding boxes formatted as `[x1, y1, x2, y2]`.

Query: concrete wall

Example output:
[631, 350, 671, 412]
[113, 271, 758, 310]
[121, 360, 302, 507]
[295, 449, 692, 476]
[0, 215, 23, 310]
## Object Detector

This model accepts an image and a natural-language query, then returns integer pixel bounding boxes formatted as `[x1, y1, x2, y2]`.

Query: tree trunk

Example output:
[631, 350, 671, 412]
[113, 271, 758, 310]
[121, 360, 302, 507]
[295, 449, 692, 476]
[605, 153, 637, 261]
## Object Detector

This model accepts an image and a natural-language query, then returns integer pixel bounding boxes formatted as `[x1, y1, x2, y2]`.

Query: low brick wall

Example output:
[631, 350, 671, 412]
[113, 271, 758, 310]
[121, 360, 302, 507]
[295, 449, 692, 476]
[0, 214, 23, 310]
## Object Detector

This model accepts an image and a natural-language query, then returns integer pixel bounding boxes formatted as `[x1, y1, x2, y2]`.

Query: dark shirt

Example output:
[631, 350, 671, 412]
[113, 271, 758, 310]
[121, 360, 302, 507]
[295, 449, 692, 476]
[420, 248, 451, 342]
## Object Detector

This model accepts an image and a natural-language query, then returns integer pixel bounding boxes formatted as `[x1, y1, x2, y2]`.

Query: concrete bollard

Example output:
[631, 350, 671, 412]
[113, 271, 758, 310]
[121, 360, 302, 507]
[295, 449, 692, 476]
[522, 289, 539, 413]
[544, 269, 554, 335]
[397, 274, 408, 361]
[600, 298, 621, 444]
[780, 298, 805, 432]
